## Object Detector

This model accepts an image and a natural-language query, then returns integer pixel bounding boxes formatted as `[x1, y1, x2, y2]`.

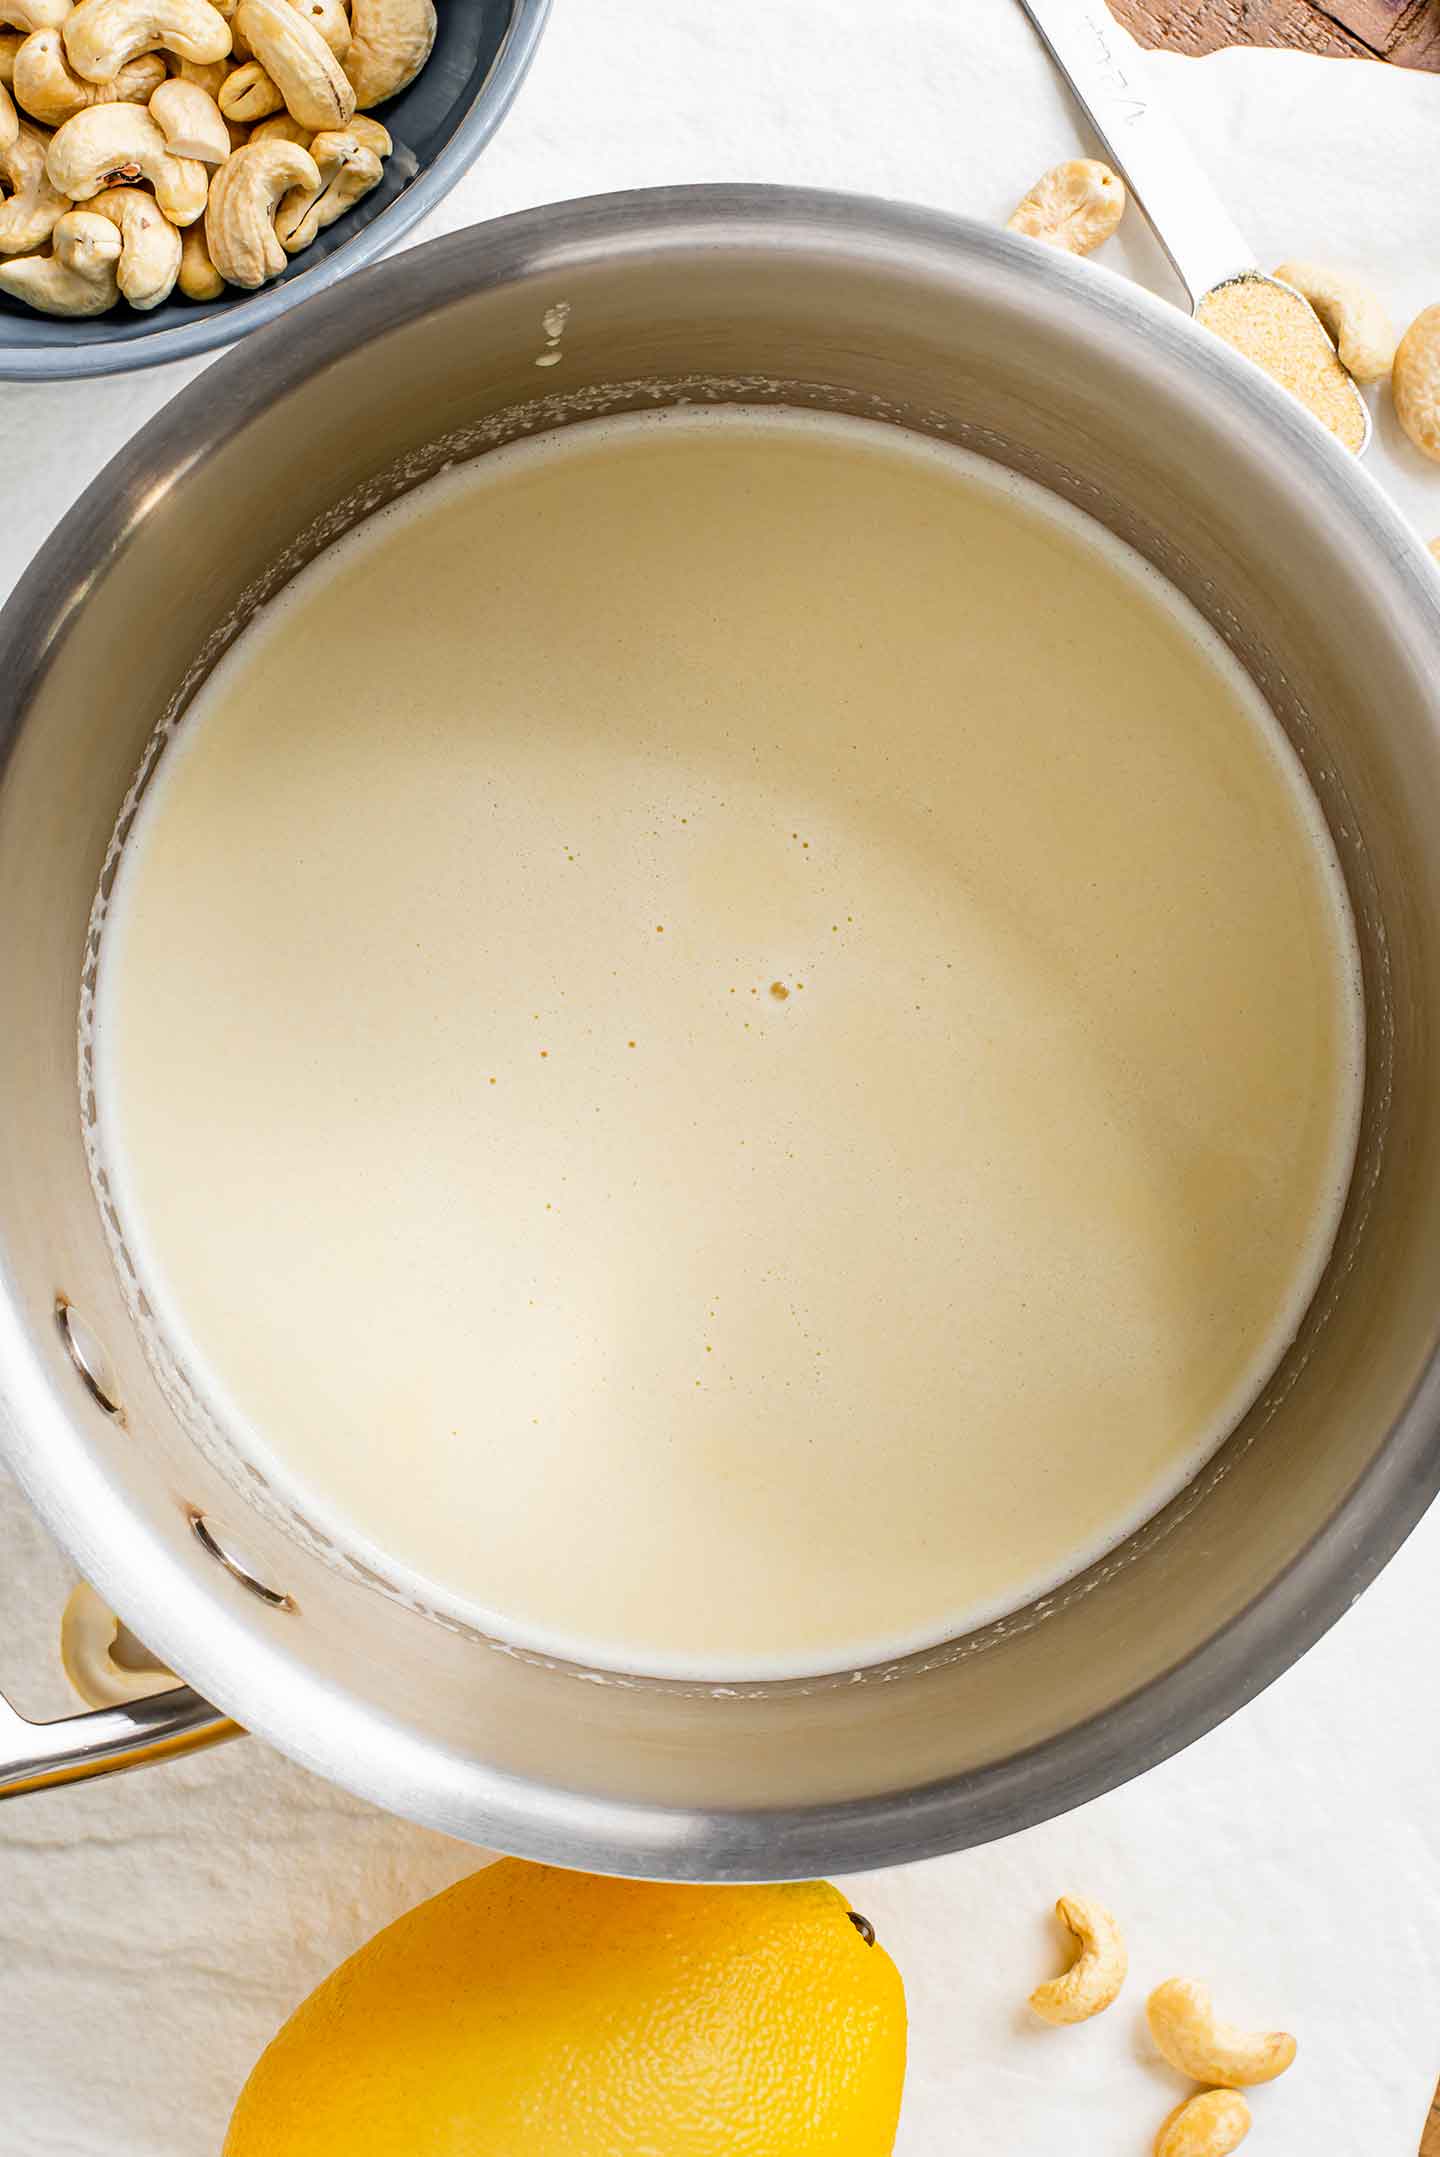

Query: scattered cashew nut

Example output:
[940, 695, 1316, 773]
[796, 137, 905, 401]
[1272, 260, 1396, 384]
[63, 0, 232, 85]
[0, 29, 22, 85]
[47, 99, 207, 221]
[343, 0, 433, 108]
[204, 128, 314, 284]
[1007, 159, 1125, 257]
[1028, 1896, 1127, 2025]
[176, 206, 218, 292]
[59, 1580, 177, 1707]
[1146, 1980, 1296, 2087]
[13, 27, 166, 126]
[0, 203, 123, 311]
[0, 71, 15, 146]
[88, 179, 180, 303]
[0, 115, 69, 252]
[1154, 2090, 1252, 2157]
[1393, 304, 1440, 466]
[148, 69, 227, 157]
[234, 0, 350, 129]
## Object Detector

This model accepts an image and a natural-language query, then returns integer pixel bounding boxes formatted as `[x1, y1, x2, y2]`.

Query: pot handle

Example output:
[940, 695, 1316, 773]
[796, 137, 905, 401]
[0, 1683, 238, 1797]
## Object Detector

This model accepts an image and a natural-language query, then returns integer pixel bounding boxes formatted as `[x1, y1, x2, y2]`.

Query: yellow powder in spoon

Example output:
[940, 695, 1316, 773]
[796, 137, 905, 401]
[1197, 274, 1367, 453]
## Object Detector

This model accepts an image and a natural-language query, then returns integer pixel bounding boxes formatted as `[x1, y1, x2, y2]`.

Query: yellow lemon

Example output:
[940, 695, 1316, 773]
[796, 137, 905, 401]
[225, 1858, 906, 2155]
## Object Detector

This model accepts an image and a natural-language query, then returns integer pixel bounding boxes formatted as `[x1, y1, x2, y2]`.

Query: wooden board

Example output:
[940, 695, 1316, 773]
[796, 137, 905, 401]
[1111, 0, 1440, 67]
[1109, 11, 1439, 2146]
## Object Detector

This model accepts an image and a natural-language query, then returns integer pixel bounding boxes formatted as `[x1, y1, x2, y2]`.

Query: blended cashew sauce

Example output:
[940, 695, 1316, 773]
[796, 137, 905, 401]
[89, 408, 1363, 1678]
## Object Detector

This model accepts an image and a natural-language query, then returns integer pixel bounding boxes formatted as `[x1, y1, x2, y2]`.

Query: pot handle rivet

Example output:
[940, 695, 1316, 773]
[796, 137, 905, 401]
[55, 1295, 124, 1422]
[189, 1512, 297, 1612]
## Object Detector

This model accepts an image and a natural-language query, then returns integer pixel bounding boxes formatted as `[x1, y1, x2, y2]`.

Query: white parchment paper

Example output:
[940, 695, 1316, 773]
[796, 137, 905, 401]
[3, 5, 1439, 2151]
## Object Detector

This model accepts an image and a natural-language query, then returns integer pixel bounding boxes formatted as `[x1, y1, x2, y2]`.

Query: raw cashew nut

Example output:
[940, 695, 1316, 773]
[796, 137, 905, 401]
[1154, 2090, 1252, 2157]
[60, 1580, 177, 1707]
[63, 0, 231, 84]
[0, 0, 73, 29]
[1007, 159, 1125, 256]
[1028, 1896, 1128, 2025]
[0, 29, 22, 83]
[204, 130, 314, 283]
[47, 98, 205, 219]
[0, 115, 68, 251]
[347, 112, 389, 152]
[148, 69, 226, 156]
[343, 0, 434, 108]
[0, 203, 121, 309]
[170, 48, 225, 93]
[12, 26, 164, 125]
[0, 72, 15, 144]
[175, 202, 215, 289]
[88, 178, 178, 302]
[1272, 260, 1396, 384]
[276, 119, 379, 250]
[216, 54, 278, 117]
[1146, 1980, 1296, 2087]
[246, 105, 305, 141]
[235, 0, 351, 129]
[287, 0, 347, 59]
[1393, 304, 1440, 466]
[340, 108, 388, 161]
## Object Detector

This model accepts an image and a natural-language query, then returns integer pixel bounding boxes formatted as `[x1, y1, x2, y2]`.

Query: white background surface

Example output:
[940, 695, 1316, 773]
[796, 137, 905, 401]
[4, 4, 1440, 2151]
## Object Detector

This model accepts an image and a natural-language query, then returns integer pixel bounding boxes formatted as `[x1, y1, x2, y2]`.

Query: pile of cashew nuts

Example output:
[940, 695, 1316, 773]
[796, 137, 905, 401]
[1028, 1895, 1296, 2155]
[0, 0, 435, 317]
[1007, 158, 1440, 478]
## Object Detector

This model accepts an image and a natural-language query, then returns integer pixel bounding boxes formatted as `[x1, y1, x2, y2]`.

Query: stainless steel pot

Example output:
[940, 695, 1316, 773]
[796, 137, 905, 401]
[2, 186, 1439, 1880]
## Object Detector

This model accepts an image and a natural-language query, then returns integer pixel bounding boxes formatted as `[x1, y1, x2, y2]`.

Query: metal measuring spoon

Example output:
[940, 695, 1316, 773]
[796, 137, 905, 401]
[1013, 0, 1372, 455]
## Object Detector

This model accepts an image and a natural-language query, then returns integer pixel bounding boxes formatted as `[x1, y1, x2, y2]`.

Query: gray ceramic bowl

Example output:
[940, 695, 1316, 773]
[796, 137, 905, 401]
[0, 0, 549, 381]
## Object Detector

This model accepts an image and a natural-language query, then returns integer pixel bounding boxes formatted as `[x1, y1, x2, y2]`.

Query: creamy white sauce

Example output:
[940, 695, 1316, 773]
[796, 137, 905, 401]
[89, 407, 1363, 1678]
